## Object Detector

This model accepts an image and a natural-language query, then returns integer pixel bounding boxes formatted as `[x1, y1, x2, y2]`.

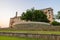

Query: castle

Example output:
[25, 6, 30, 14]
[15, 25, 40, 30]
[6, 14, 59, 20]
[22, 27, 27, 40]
[9, 8, 54, 28]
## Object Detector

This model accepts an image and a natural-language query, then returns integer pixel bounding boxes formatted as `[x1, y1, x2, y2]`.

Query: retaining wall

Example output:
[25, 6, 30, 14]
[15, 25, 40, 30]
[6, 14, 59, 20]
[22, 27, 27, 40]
[0, 32, 60, 40]
[12, 23, 60, 31]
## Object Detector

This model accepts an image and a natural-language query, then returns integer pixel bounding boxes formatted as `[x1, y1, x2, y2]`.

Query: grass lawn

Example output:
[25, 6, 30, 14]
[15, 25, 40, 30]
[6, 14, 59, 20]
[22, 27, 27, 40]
[0, 29, 60, 34]
[0, 28, 60, 34]
[0, 36, 46, 40]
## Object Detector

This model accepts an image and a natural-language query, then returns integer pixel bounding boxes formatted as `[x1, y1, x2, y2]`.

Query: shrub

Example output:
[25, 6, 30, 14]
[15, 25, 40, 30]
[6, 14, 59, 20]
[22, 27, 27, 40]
[51, 21, 60, 26]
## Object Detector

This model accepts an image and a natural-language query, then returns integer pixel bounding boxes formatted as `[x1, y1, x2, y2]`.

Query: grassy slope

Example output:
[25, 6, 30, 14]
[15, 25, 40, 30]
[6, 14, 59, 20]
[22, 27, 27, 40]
[0, 36, 46, 40]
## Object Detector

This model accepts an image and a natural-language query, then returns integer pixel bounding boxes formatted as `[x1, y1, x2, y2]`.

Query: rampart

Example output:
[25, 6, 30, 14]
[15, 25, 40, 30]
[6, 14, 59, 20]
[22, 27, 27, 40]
[0, 32, 60, 40]
[11, 22, 60, 31]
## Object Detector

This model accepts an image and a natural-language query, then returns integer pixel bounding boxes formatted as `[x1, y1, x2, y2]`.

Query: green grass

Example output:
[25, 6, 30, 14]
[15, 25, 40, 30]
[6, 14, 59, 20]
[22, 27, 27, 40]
[0, 36, 46, 40]
[0, 30, 60, 34]
[0, 28, 60, 34]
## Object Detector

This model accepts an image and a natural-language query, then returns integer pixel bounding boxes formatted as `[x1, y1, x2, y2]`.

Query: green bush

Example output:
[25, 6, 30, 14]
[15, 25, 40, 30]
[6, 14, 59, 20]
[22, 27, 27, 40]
[21, 8, 50, 23]
[51, 21, 60, 26]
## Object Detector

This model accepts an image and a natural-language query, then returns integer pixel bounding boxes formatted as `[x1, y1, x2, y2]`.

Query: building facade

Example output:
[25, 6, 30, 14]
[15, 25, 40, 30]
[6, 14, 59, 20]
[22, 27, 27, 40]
[9, 8, 54, 28]
[41, 8, 53, 22]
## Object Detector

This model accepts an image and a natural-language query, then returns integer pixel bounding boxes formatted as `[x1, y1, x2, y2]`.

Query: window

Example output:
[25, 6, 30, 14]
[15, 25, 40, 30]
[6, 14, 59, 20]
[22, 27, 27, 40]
[48, 10, 50, 11]
[45, 12, 47, 15]
[49, 15, 51, 18]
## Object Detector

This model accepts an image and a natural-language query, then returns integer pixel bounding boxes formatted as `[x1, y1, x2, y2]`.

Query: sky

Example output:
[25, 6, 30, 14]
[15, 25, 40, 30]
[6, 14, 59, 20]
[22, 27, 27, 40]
[0, 0, 60, 28]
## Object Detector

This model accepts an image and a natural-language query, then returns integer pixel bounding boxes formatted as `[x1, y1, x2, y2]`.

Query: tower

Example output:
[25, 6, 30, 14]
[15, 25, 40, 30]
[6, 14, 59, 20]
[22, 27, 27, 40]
[9, 11, 18, 28]
[15, 11, 18, 18]
[41, 8, 53, 22]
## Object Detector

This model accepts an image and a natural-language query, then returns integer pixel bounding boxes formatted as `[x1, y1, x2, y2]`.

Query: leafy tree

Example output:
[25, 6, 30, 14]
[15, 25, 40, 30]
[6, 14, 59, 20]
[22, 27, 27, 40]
[56, 11, 60, 19]
[21, 8, 50, 23]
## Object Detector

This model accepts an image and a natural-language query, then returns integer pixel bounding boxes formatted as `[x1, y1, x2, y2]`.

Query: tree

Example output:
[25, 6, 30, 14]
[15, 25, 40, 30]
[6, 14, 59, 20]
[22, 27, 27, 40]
[21, 8, 50, 23]
[51, 21, 60, 26]
[56, 11, 60, 19]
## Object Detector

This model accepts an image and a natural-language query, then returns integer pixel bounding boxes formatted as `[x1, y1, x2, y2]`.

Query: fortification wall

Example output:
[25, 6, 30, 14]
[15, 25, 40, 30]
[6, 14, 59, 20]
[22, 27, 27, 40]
[11, 22, 60, 31]
[0, 32, 60, 40]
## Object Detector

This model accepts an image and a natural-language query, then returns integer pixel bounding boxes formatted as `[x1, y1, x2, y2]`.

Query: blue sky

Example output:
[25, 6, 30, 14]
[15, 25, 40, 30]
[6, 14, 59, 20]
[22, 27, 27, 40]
[0, 0, 60, 27]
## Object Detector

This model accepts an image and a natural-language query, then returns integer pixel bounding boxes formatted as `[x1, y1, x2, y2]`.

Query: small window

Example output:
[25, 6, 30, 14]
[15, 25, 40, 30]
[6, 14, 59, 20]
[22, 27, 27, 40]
[45, 12, 47, 13]
[49, 11, 50, 14]
[49, 15, 51, 18]
[45, 12, 47, 14]
[48, 10, 50, 11]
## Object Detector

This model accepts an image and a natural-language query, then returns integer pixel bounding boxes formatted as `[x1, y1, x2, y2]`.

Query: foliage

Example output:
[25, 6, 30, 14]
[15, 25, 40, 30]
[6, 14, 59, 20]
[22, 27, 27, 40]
[21, 8, 50, 23]
[51, 21, 60, 26]
[56, 11, 60, 19]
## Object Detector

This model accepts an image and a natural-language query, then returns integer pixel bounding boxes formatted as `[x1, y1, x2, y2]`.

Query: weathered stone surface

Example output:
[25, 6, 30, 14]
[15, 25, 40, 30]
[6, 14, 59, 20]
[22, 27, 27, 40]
[0, 32, 60, 40]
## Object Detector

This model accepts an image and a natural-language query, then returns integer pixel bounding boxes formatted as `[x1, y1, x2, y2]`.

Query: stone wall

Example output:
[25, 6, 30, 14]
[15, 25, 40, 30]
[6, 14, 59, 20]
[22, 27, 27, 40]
[0, 32, 60, 40]
[11, 22, 60, 31]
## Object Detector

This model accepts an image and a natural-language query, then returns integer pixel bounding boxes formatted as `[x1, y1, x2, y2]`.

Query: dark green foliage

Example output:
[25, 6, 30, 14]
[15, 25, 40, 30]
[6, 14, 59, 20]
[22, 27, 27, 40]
[56, 11, 60, 19]
[21, 8, 50, 23]
[51, 21, 60, 26]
